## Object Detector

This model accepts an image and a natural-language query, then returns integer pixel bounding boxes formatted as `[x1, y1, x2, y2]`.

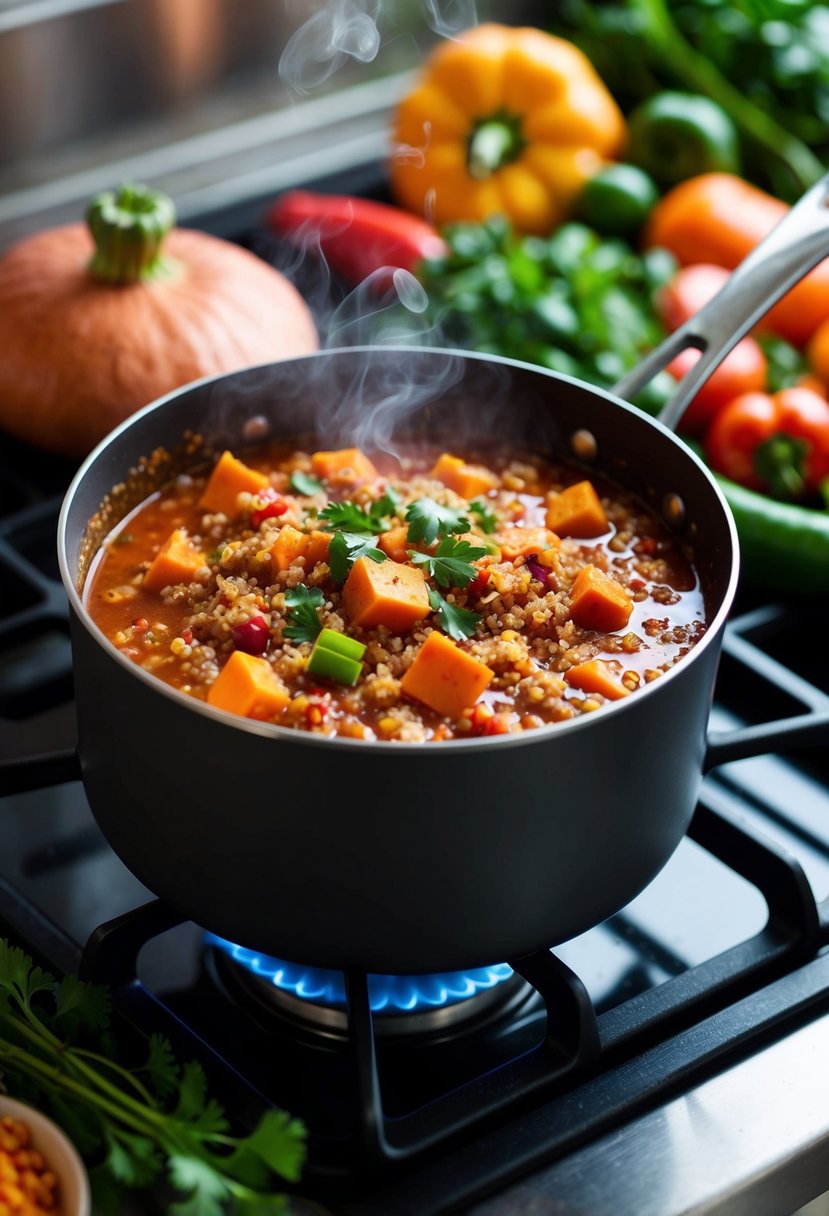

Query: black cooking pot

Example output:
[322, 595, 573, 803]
[58, 173, 829, 975]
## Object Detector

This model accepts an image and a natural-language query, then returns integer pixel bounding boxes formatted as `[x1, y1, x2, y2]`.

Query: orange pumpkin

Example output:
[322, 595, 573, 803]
[0, 183, 319, 457]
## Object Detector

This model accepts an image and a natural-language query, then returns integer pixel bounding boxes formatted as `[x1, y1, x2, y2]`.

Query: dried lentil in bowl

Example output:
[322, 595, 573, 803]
[84, 442, 707, 742]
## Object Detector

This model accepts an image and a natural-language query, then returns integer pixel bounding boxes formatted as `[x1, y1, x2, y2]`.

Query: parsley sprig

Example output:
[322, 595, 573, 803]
[427, 589, 482, 641]
[411, 537, 487, 588]
[405, 498, 469, 545]
[318, 488, 400, 537]
[289, 470, 324, 496]
[328, 533, 386, 584]
[469, 499, 497, 534]
[284, 584, 324, 642]
[0, 940, 306, 1215]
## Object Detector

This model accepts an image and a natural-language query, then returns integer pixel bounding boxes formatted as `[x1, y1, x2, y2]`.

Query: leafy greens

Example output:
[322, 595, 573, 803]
[0, 940, 306, 1215]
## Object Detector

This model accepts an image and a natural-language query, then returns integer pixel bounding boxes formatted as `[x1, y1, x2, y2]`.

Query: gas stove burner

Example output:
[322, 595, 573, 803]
[207, 934, 530, 1040]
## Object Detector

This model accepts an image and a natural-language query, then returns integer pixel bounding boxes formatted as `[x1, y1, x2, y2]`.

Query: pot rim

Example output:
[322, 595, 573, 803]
[57, 345, 741, 754]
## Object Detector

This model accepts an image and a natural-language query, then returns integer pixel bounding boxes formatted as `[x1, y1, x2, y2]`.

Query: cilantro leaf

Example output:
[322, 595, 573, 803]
[289, 470, 324, 496]
[469, 499, 497, 533]
[375, 485, 401, 516]
[318, 501, 380, 534]
[411, 537, 487, 588]
[405, 498, 470, 545]
[283, 585, 324, 642]
[328, 531, 386, 584]
[428, 588, 482, 640]
[0, 939, 308, 1214]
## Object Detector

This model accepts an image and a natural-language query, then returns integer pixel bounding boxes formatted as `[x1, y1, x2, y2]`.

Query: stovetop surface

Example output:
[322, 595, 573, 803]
[2, 225, 829, 1215]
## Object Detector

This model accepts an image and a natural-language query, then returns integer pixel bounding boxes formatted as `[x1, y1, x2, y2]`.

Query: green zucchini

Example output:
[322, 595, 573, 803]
[715, 475, 829, 595]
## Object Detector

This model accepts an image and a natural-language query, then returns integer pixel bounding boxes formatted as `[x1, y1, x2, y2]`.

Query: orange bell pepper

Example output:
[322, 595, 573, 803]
[389, 23, 625, 235]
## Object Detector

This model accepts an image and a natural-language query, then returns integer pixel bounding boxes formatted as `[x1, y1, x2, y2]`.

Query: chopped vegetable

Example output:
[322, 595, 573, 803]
[494, 526, 559, 561]
[566, 657, 631, 700]
[643, 173, 829, 347]
[249, 486, 289, 528]
[283, 584, 324, 643]
[270, 525, 331, 573]
[0, 940, 306, 1213]
[142, 528, 205, 594]
[569, 564, 634, 632]
[430, 452, 500, 499]
[230, 614, 270, 656]
[400, 631, 494, 718]
[306, 628, 367, 686]
[410, 536, 488, 589]
[0, 1111, 60, 1213]
[378, 525, 414, 563]
[469, 499, 498, 533]
[199, 450, 269, 518]
[206, 650, 290, 719]
[546, 480, 609, 538]
[265, 189, 448, 291]
[389, 22, 626, 234]
[626, 91, 741, 186]
[310, 448, 379, 487]
[704, 386, 829, 501]
[342, 556, 431, 631]
[327, 532, 386, 584]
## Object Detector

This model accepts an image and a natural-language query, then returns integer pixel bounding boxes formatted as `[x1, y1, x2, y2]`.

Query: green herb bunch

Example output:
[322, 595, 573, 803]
[415, 215, 677, 416]
[0, 940, 306, 1214]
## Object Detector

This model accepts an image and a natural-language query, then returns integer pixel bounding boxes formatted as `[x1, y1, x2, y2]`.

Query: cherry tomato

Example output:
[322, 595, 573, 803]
[667, 339, 768, 435]
[656, 263, 730, 332]
[705, 386, 829, 500]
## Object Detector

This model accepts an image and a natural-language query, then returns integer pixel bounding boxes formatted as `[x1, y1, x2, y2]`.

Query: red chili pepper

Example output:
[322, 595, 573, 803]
[250, 486, 289, 529]
[265, 190, 448, 293]
[231, 615, 270, 655]
[705, 386, 829, 500]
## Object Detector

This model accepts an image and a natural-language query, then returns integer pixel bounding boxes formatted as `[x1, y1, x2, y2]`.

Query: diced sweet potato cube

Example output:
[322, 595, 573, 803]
[431, 452, 500, 499]
[199, 450, 270, 517]
[270, 526, 331, 572]
[566, 658, 630, 701]
[206, 651, 290, 720]
[310, 447, 379, 487]
[143, 529, 205, 593]
[378, 526, 413, 563]
[570, 565, 633, 632]
[400, 631, 494, 718]
[342, 556, 430, 631]
[546, 480, 608, 538]
[494, 526, 560, 560]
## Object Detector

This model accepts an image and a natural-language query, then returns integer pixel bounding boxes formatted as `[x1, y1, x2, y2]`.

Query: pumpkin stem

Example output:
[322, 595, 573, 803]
[467, 113, 525, 181]
[87, 183, 177, 283]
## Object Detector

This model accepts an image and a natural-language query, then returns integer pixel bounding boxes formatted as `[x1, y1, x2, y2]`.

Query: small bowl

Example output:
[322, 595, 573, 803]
[0, 1095, 91, 1216]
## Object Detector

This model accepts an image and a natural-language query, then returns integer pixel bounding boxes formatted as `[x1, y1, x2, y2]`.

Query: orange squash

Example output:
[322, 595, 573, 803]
[0, 183, 319, 458]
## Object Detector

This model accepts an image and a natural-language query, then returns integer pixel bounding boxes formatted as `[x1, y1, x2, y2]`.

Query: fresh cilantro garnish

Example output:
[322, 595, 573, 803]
[284, 584, 324, 642]
[319, 490, 401, 535]
[290, 470, 324, 496]
[0, 939, 306, 1213]
[428, 588, 482, 641]
[469, 499, 497, 534]
[411, 536, 487, 588]
[375, 485, 401, 516]
[318, 501, 381, 534]
[328, 531, 386, 584]
[405, 498, 470, 545]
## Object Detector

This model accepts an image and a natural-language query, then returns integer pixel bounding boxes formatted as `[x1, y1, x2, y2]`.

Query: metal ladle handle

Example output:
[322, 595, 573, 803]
[612, 171, 829, 433]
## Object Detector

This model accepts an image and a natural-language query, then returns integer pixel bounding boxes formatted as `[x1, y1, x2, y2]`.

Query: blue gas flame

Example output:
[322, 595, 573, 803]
[207, 934, 513, 1012]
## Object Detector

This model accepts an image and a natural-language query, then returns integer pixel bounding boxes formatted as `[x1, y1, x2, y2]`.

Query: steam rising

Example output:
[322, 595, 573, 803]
[279, 0, 479, 94]
[279, 0, 381, 94]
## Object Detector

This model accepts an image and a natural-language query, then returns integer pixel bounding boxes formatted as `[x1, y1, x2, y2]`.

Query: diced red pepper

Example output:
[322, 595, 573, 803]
[250, 487, 289, 529]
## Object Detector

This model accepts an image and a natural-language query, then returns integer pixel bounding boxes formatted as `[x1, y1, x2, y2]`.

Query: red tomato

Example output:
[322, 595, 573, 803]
[656, 263, 731, 332]
[705, 386, 829, 497]
[667, 338, 768, 435]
